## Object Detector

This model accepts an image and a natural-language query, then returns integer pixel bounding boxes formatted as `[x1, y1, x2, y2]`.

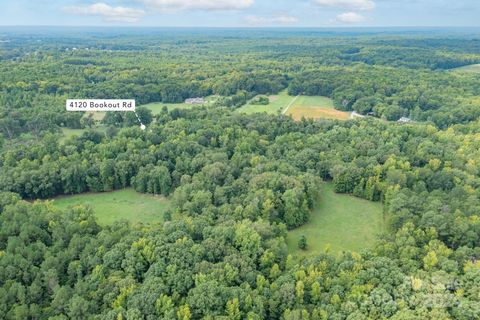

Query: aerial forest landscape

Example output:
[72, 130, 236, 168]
[1, 0, 480, 319]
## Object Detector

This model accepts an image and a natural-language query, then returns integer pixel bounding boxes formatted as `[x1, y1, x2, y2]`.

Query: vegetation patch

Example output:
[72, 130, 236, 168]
[287, 183, 384, 256]
[85, 111, 106, 121]
[237, 90, 296, 114]
[61, 128, 87, 141]
[60, 127, 106, 143]
[286, 96, 348, 120]
[141, 96, 217, 114]
[52, 188, 171, 225]
[453, 64, 480, 73]
[287, 106, 350, 121]
[292, 96, 335, 108]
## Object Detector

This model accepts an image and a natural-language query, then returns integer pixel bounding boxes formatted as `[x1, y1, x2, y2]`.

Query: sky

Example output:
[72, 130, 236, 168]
[0, 0, 479, 28]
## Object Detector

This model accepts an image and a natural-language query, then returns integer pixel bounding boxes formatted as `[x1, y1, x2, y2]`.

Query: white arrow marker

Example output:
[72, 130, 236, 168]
[133, 111, 146, 130]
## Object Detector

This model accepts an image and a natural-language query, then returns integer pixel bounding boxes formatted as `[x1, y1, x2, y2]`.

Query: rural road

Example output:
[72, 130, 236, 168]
[282, 95, 299, 114]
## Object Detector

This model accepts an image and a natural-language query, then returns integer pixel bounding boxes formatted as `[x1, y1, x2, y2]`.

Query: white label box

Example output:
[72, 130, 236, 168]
[66, 99, 135, 112]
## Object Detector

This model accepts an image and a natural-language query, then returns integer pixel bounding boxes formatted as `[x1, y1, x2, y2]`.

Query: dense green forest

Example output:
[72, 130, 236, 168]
[1, 28, 480, 319]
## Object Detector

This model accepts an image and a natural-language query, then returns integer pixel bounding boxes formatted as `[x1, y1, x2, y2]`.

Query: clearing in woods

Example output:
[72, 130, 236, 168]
[287, 183, 384, 256]
[60, 127, 107, 143]
[61, 128, 88, 141]
[453, 64, 480, 73]
[85, 111, 106, 121]
[52, 188, 172, 225]
[142, 96, 218, 114]
[237, 90, 296, 114]
[238, 93, 350, 120]
[286, 96, 350, 120]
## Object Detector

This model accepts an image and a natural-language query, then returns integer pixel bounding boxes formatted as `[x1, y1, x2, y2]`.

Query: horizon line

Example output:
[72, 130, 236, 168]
[1, 25, 480, 29]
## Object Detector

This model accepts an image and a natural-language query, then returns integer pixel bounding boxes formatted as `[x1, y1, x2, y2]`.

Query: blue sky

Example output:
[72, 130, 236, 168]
[1, 0, 479, 27]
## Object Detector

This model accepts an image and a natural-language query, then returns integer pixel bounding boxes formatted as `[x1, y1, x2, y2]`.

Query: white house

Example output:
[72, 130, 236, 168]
[398, 117, 412, 123]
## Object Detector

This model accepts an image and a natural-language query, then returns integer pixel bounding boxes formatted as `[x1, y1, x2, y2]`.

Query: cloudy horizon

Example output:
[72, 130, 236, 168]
[1, 0, 479, 28]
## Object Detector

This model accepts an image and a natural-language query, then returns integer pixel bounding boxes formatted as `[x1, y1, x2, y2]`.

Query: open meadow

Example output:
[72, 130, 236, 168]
[52, 188, 171, 225]
[453, 64, 480, 73]
[286, 96, 350, 120]
[238, 92, 350, 120]
[61, 128, 88, 141]
[141, 96, 218, 114]
[287, 183, 384, 256]
[237, 90, 296, 114]
[60, 127, 107, 143]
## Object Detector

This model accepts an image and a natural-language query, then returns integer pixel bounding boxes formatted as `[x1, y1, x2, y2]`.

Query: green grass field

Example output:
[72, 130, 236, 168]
[52, 188, 171, 225]
[60, 127, 107, 143]
[291, 96, 335, 108]
[286, 95, 350, 121]
[237, 90, 296, 114]
[61, 128, 87, 140]
[237, 92, 348, 120]
[287, 183, 384, 256]
[453, 64, 480, 73]
[142, 96, 218, 114]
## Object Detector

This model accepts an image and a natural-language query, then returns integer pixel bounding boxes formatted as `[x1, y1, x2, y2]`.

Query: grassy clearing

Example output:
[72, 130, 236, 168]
[142, 96, 218, 114]
[286, 96, 349, 121]
[60, 127, 106, 143]
[237, 93, 349, 120]
[52, 188, 171, 225]
[453, 64, 480, 73]
[287, 107, 350, 121]
[287, 183, 384, 256]
[61, 128, 87, 141]
[85, 111, 106, 121]
[292, 96, 335, 108]
[237, 90, 296, 115]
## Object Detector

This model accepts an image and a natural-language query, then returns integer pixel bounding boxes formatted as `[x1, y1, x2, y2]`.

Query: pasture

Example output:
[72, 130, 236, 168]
[237, 90, 296, 114]
[52, 188, 171, 225]
[60, 127, 106, 143]
[142, 96, 218, 114]
[238, 92, 350, 120]
[85, 111, 106, 121]
[286, 96, 349, 121]
[287, 183, 384, 256]
[61, 128, 87, 141]
[453, 64, 480, 73]
[76, 110, 107, 122]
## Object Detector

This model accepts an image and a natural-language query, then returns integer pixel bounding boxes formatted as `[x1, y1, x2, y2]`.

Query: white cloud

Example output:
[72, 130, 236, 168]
[245, 15, 298, 25]
[64, 3, 145, 23]
[314, 0, 375, 11]
[336, 11, 366, 23]
[138, 0, 254, 11]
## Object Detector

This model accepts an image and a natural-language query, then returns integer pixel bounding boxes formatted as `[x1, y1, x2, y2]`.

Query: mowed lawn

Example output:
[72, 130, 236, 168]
[142, 96, 218, 114]
[286, 96, 350, 121]
[52, 188, 171, 225]
[237, 90, 296, 115]
[287, 183, 384, 256]
[453, 64, 480, 73]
